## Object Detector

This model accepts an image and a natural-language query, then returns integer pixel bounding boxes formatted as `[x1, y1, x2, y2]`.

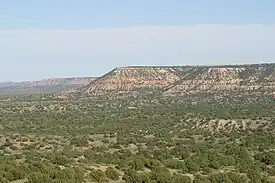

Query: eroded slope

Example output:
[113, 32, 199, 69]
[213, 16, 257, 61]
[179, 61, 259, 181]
[72, 63, 275, 98]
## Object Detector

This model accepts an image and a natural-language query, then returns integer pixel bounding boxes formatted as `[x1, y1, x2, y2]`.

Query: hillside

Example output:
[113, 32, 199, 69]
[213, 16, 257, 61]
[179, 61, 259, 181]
[0, 77, 96, 95]
[71, 63, 275, 98]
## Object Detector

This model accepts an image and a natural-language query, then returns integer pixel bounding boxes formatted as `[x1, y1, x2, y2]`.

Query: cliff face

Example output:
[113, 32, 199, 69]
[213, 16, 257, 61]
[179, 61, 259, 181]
[80, 67, 180, 95]
[163, 64, 275, 96]
[75, 63, 275, 98]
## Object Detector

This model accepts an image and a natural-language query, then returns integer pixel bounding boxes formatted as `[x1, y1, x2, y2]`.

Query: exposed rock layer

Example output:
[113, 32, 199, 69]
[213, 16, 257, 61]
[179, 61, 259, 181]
[75, 63, 275, 97]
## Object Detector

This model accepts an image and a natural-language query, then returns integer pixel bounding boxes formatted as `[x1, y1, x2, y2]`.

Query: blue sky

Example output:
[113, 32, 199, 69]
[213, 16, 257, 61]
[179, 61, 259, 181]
[0, 0, 274, 81]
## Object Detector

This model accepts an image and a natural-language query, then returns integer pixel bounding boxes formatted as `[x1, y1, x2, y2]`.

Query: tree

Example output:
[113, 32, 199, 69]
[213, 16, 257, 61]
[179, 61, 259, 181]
[129, 157, 145, 170]
[89, 168, 105, 182]
[185, 158, 200, 173]
[27, 172, 52, 183]
[73, 167, 85, 183]
[209, 172, 232, 183]
[173, 174, 191, 183]
[105, 167, 120, 181]
[193, 174, 210, 183]
[247, 169, 262, 183]
[151, 167, 172, 183]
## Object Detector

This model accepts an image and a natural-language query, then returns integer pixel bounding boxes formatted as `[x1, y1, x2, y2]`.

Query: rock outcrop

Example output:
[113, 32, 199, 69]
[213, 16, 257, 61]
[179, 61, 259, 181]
[72, 63, 275, 98]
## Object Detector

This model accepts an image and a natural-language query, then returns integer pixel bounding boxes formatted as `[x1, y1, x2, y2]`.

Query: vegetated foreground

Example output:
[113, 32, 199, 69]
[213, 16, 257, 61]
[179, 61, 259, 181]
[1, 63, 275, 183]
[1, 93, 275, 183]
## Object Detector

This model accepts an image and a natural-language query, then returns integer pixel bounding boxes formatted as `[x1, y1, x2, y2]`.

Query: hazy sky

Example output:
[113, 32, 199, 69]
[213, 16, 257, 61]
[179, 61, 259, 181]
[0, 0, 274, 81]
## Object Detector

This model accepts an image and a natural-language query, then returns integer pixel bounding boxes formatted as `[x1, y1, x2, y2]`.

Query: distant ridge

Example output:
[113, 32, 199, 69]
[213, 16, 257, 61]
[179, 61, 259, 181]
[0, 77, 96, 95]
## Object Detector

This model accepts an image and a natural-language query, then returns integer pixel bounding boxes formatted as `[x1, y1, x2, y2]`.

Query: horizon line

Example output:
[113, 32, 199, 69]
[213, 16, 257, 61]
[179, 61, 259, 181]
[2, 61, 274, 83]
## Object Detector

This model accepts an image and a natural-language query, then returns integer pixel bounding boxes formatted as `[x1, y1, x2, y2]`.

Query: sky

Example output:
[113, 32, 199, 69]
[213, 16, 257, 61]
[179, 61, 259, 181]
[0, 0, 274, 81]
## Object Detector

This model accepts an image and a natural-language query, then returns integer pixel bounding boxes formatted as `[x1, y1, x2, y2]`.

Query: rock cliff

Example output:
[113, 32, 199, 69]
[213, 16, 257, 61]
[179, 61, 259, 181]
[71, 63, 275, 98]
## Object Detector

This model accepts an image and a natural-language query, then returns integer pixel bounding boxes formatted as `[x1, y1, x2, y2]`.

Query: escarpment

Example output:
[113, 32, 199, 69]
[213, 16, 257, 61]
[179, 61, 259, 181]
[78, 67, 181, 96]
[63, 63, 275, 98]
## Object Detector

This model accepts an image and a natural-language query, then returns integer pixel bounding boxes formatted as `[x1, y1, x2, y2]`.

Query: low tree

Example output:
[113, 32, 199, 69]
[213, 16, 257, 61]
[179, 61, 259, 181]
[105, 167, 120, 181]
